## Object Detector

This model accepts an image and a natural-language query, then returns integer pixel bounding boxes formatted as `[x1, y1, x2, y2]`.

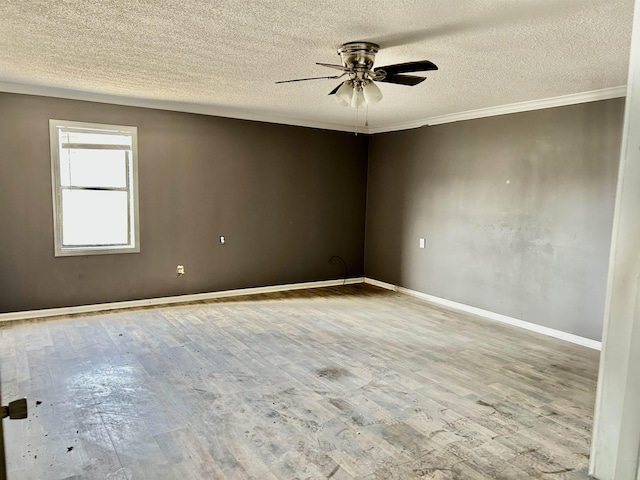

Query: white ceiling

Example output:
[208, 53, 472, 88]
[0, 0, 634, 133]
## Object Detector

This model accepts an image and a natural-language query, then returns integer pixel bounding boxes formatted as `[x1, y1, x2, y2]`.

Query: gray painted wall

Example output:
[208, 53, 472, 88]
[0, 93, 368, 312]
[0, 92, 625, 342]
[365, 99, 625, 341]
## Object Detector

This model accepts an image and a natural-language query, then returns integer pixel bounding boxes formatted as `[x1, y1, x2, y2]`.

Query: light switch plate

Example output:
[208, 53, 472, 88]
[419, 238, 426, 249]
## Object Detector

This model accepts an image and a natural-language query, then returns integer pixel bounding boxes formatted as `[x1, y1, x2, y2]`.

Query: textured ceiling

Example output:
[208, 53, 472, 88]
[0, 0, 634, 132]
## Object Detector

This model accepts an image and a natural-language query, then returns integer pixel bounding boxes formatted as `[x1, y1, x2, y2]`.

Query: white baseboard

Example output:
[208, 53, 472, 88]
[364, 277, 602, 351]
[0, 277, 364, 323]
[0, 276, 603, 351]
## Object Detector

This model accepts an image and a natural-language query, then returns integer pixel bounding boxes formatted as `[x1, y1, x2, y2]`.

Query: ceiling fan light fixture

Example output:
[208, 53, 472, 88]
[334, 81, 353, 106]
[362, 80, 383, 105]
[277, 41, 438, 111]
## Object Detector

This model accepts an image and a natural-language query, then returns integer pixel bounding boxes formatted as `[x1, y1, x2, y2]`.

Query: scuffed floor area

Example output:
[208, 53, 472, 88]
[0, 284, 598, 479]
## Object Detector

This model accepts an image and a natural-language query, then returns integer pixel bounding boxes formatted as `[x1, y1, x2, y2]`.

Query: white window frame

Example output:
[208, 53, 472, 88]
[49, 119, 140, 257]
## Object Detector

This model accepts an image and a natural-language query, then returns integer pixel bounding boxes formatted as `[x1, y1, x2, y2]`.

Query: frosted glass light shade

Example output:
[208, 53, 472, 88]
[351, 88, 365, 108]
[334, 80, 382, 108]
[334, 81, 353, 106]
[362, 81, 383, 105]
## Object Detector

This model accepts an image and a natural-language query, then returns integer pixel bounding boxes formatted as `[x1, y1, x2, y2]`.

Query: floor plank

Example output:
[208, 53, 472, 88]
[0, 284, 599, 479]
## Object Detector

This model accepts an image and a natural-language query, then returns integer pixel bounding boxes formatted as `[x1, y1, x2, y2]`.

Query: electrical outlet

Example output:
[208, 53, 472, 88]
[419, 238, 426, 249]
[176, 265, 185, 275]
[220, 236, 225, 244]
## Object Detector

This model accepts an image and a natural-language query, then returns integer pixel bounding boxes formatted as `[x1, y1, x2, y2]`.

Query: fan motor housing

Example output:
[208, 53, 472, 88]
[337, 42, 379, 71]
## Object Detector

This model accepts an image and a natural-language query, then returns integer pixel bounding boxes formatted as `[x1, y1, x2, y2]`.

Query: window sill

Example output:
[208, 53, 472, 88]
[54, 245, 140, 257]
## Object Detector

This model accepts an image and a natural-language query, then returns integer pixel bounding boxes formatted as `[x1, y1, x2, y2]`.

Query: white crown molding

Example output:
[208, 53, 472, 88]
[0, 81, 626, 135]
[0, 277, 364, 323]
[0, 81, 357, 133]
[366, 85, 628, 134]
[364, 277, 602, 350]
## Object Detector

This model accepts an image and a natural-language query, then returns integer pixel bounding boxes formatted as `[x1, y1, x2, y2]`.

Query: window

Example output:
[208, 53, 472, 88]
[50, 120, 140, 256]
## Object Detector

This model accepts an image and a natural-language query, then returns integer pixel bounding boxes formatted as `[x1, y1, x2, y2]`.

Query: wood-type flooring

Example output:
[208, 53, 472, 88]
[0, 284, 599, 479]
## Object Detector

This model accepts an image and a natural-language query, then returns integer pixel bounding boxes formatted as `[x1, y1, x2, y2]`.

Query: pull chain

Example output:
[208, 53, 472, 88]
[355, 104, 359, 136]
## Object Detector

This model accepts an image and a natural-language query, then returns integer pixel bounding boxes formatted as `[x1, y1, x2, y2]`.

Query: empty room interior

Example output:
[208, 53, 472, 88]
[1, 1, 640, 479]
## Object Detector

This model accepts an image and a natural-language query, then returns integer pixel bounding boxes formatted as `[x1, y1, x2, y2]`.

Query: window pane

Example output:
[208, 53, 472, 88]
[62, 190, 129, 246]
[59, 149, 128, 188]
[59, 129, 132, 147]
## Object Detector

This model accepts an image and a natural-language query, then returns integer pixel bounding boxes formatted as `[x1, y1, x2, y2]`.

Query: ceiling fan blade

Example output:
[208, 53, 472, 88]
[375, 61, 438, 76]
[275, 74, 343, 84]
[377, 74, 426, 86]
[316, 62, 347, 72]
[328, 82, 344, 95]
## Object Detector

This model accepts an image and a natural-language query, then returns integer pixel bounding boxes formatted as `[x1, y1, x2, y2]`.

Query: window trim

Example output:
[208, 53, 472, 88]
[49, 119, 140, 257]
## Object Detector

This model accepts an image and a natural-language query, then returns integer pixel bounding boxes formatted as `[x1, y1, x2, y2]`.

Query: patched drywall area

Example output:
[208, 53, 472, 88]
[0, 93, 368, 313]
[365, 99, 625, 340]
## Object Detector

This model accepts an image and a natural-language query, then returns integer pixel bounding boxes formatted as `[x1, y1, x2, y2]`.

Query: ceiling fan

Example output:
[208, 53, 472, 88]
[275, 42, 438, 107]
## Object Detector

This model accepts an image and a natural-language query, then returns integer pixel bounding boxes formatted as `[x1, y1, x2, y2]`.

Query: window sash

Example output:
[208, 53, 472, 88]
[61, 189, 130, 247]
[59, 147, 129, 188]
